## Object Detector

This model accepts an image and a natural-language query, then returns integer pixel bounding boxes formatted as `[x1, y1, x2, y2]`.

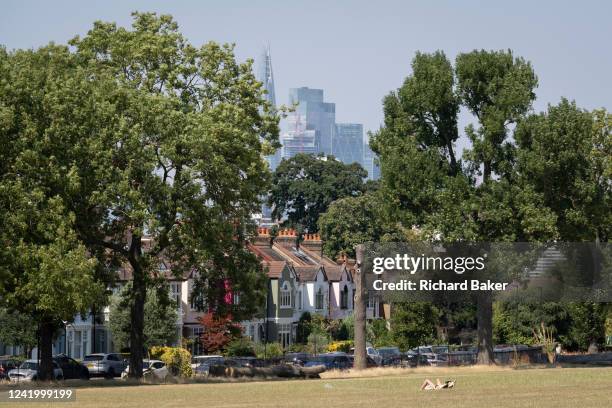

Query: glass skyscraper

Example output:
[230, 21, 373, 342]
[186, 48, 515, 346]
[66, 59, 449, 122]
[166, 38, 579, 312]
[333, 123, 363, 165]
[363, 136, 381, 180]
[285, 87, 336, 157]
[257, 46, 282, 170]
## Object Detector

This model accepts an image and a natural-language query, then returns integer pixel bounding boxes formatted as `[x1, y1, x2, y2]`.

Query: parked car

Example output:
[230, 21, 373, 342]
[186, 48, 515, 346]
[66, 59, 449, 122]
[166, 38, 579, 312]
[403, 351, 430, 367]
[53, 354, 90, 380]
[7, 360, 63, 382]
[191, 355, 223, 370]
[121, 359, 168, 382]
[304, 353, 351, 370]
[0, 357, 20, 380]
[283, 353, 311, 366]
[348, 347, 383, 366]
[194, 356, 225, 376]
[83, 353, 127, 378]
[377, 347, 402, 366]
[346, 355, 379, 368]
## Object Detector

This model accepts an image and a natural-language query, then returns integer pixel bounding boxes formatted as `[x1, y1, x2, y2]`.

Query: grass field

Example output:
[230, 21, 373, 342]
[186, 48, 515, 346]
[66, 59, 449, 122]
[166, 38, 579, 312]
[3, 366, 612, 408]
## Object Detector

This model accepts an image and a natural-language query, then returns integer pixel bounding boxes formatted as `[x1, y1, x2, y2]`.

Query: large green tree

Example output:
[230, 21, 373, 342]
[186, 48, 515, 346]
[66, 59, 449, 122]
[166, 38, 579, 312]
[1, 13, 278, 379]
[372, 49, 556, 364]
[318, 193, 390, 258]
[109, 284, 178, 351]
[0, 308, 38, 357]
[0, 44, 106, 379]
[269, 153, 366, 232]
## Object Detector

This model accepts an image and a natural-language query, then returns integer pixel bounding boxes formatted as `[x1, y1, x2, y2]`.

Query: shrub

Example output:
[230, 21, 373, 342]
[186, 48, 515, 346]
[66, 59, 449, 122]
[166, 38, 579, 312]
[254, 342, 284, 359]
[150, 346, 193, 378]
[307, 332, 329, 354]
[226, 337, 256, 357]
[328, 340, 353, 353]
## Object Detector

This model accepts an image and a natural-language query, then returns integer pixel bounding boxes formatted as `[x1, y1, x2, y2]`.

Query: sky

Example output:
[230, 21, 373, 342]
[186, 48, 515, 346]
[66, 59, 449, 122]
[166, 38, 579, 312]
[2, 0, 611, 142]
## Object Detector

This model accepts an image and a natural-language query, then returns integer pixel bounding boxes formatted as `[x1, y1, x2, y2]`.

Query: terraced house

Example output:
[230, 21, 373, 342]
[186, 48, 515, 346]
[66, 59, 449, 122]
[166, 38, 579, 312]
[244, 228, 383, 348]
[3, 229, 384, 359]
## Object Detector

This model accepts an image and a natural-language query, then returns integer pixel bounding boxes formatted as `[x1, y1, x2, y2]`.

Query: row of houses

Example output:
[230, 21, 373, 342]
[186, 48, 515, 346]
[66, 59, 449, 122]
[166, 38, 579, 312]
[1, 228, 385, 359]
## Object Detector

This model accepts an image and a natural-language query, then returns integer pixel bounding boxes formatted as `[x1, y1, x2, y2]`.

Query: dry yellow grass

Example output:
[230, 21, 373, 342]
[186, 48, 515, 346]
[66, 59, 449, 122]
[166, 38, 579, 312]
[2, 366, 612, 408]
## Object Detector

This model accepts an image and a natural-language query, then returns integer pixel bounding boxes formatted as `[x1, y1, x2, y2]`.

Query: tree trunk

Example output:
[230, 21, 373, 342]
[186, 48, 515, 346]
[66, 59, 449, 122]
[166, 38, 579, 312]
[128, 235, 146, 379]
[476, 291, 495, 365]
[353, 245, 367, 370]
[39, 318, 55, 381]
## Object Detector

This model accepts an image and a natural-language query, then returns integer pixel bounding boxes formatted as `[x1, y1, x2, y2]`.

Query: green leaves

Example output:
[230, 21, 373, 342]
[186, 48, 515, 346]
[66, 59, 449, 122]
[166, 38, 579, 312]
[269, 154, 367, 232]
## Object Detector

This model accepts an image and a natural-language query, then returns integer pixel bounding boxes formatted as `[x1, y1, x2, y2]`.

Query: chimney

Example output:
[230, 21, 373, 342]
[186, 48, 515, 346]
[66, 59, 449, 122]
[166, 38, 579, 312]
[274, 228, 298, 248]
[253, 227, 272, 247]
[302, 233, 322, 254]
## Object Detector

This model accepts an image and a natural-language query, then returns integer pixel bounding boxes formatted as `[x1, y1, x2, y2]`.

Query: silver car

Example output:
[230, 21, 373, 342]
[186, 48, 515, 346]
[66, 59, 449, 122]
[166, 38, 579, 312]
[83, 353, 127, 378]
[8, 360, 63, 382]
[121, 359, 168, 382]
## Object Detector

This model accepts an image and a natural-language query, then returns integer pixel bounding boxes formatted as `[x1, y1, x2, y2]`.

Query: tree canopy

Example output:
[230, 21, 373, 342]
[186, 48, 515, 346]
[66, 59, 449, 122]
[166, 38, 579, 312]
[269, 153, 367, 232]
[0, 12, 278, 378]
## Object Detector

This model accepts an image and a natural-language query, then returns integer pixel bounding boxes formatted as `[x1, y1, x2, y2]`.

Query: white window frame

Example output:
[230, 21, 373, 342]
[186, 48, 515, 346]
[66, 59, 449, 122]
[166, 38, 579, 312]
[280, 281, 292, 309]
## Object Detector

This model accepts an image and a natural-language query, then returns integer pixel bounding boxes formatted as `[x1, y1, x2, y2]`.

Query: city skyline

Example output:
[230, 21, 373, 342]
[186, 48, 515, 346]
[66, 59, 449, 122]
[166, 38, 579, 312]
[2, 1, 610, 147]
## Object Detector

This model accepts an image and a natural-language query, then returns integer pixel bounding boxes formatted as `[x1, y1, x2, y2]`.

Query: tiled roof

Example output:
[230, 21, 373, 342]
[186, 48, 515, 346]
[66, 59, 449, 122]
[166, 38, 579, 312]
[263, 261, 287, 279]
[294, 265, 323, 282]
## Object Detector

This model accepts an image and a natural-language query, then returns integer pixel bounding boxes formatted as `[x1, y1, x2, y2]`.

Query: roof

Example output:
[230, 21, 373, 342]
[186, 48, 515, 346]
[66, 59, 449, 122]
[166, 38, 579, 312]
[262, 260, 288, 279]
[294, 265, 326, 282]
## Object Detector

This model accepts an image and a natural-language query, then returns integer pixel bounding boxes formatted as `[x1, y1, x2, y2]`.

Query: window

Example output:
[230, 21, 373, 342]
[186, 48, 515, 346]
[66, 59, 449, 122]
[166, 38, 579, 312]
[367, 294, 376, 309]
[278, 324, 291, 348]
[297, 289, 303, 310]
[315, 287, 324, 310]
[280, 281, 292, 308]
[233, 292, 241, 305]
[190, 290, 205, 311]
[352, 289, 356, 309]
[191, 327, 203, 355]
[340, 285, 349, 309]
[170, 282, 182, 309]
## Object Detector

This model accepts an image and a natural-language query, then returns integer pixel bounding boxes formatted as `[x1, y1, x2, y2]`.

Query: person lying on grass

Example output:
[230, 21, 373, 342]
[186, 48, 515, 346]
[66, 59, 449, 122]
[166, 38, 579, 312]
[420, 378, 456, 390]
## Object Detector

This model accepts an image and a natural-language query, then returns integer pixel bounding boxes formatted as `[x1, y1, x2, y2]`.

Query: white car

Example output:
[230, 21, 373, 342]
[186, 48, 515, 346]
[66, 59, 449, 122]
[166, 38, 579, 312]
[191, 355, 223, 370]
[7, 360, 63, 382]
[83, 353, 127, 378]
[121, 359, 168, 382]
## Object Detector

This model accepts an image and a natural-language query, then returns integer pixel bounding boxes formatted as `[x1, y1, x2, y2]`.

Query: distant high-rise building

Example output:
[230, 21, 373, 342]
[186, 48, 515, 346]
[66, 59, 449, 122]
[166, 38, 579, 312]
[281, 113, 318, 158]
[333, 123, 363, 165]
[257, 46, 281, 170]
[285, 87, 336, 157]
[363, 136, 381, 180]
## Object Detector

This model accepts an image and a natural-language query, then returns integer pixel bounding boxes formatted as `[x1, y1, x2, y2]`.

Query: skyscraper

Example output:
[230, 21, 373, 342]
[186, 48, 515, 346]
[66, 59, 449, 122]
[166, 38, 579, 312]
[257, 45, 276, 107]
[333, 123, 363, 165]
[285, 87, 336, 157]
[281, 113, 318, 158]
[363, 136, 381, 180]
[257, 46, 281, 170]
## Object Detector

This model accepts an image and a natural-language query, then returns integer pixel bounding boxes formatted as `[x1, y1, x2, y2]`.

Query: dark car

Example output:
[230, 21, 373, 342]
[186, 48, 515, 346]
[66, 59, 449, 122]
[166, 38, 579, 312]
[283, 353, 311, 366]
[194, 356, 226, 376]
[53, 354, 89, 380]
[346, 355, 378, 368]
[304, 353, 351, 370]
[403, 351, 430, 367]
[0, 358, 20, 379]
[377, 347, 402, 366]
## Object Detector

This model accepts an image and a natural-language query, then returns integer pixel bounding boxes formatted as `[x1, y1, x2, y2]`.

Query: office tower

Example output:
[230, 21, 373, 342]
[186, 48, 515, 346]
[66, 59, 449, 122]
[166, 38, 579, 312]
[333, 123, 364, 165]
[286, 87, 336, 157]
[280, 113, 318, 158]
[257, 46, 282, 170]
[363, 137, 381, 180]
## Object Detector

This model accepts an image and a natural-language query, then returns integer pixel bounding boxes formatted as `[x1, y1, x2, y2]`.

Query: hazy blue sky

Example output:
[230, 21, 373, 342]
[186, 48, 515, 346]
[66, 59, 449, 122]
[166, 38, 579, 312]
[2, 0, 611, 138]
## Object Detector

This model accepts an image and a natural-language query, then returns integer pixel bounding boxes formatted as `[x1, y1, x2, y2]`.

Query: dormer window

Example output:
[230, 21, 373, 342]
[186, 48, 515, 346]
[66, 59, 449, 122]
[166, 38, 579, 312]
[280, 281, 292, 308]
